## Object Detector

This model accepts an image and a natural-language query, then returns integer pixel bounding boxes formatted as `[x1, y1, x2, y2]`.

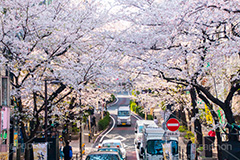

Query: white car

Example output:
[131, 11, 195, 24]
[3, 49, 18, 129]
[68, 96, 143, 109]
[117, 106, 131, 126]
[99, 139, 127, 160]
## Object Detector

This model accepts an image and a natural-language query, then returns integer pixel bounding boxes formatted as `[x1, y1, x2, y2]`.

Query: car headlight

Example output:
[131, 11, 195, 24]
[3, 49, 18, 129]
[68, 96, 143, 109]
[127, 118, 131, 121]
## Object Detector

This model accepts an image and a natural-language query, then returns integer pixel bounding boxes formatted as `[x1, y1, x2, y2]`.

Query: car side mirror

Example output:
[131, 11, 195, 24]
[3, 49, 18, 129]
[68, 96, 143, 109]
[135, 130, 137, 133]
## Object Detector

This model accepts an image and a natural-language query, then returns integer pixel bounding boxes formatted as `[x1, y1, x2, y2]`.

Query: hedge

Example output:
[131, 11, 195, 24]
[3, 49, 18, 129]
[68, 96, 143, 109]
[130, 100, 145, 118]
[147, 114, 154, 120]
[98, 112, 110, 131]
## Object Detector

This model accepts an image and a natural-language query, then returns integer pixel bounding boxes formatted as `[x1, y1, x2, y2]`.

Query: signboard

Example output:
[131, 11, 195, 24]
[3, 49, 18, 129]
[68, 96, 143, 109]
[205, 105, 213, 124]
[191, 143, 196, 160]
[217, 109, 226, 125]
[33, 142, 48, 160]
[166, 118, 180, 132]
[166, 130, 180, 137]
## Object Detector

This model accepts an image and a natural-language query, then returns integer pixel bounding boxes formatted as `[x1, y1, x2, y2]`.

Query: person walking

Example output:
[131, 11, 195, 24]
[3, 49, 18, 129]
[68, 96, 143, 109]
[60, 142, 64, 160]
[186, 140, 192, 160]
[63, 141, 72, 160]
[92, 115, 96, 127]
[154, 116, 158, 125]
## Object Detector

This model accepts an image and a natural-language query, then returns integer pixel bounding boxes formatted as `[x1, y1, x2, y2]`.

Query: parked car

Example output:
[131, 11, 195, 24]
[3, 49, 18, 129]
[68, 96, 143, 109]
[99, 139, 127, 160]
[97, 146, 124, 160]
[85, 151, 121, 160]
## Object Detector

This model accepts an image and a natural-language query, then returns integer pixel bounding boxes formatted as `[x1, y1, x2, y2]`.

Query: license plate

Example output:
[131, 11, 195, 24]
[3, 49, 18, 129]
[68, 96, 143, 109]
[122, 123, 126, 125]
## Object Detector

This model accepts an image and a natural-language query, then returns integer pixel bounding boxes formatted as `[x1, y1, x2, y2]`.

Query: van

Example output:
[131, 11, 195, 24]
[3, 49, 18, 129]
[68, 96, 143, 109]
[141, 126, 178, 160]
[134, 120, 157, 149]
[117, 106, 131, 126]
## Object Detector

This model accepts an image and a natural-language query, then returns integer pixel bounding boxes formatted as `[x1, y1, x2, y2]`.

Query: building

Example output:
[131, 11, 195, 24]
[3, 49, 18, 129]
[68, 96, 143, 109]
[0, 67, 10, 159]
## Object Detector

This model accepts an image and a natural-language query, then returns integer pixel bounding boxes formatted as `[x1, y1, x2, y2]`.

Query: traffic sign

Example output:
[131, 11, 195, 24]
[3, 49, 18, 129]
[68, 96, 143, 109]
[166, 118, 180, 131]
[166, 131, 179, 137]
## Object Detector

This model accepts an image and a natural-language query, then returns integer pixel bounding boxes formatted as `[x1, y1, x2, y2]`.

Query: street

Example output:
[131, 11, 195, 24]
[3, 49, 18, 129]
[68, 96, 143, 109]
[91, 92, 140, 160]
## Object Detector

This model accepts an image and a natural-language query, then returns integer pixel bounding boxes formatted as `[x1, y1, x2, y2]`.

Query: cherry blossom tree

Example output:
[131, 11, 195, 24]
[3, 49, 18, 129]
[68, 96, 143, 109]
[111, 0, 240, 158]
[0, 0, 120, 159]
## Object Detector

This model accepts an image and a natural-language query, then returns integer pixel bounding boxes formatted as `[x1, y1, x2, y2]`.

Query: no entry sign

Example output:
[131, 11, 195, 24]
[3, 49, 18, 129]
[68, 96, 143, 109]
[166, 118, 180, 131]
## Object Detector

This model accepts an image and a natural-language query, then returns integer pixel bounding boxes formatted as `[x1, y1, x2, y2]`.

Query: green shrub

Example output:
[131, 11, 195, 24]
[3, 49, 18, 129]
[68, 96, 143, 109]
[98, 112, 110, 131]
[111, 94, 116, 102]
[197, 146, 203, 152]
[184, 131, 194, 139]
[179, 126, 187, 132]
[147, 115, 154, 120]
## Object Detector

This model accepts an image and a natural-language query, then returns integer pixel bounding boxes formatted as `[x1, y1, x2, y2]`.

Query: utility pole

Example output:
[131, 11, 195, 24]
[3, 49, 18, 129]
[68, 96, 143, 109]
[44, 80, 48, 142]
[79, 119, 82, 160]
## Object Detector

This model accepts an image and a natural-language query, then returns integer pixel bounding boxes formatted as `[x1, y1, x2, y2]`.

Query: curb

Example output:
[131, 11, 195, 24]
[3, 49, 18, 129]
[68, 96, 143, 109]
[93, 115, 114, 145]
[131, 111, 143, 120]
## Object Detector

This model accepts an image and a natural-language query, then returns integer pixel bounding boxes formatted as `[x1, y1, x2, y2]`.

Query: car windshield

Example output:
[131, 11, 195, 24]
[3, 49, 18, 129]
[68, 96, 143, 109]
[86, 154, 119, 160]
[118, 111, 130, 116]
[102, 142, 122, 148]
[139, 126, 144, 133]
[147, 140, 164, 155]
[147, 140, 178, 155]
[98, 148, 122, 158]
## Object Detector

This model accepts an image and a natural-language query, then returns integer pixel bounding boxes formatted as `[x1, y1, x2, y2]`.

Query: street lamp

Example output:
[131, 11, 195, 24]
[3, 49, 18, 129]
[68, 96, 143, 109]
[78, 110, 83, 160]
[44, 79, 62, 142]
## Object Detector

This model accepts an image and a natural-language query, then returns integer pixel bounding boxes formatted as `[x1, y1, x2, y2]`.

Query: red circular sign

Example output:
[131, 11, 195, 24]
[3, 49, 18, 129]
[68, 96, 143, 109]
[166, 118, 180, 131]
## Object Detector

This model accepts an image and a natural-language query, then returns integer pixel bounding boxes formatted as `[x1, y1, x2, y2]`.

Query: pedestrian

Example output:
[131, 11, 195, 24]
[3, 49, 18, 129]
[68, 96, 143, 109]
[86, 118, 89, 130]
[63, 141, 72, 160]
[92, 115, 96, 127]
[88, 133, 91, 143]
[154, 116, 158, 125]
[186, 140, 192, 160]
[59, 142, 64, 160]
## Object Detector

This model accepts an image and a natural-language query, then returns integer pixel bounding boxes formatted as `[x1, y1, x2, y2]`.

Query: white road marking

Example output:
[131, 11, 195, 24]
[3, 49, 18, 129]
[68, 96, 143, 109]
[113, 135, 127, 141]
[131, 113, 141, 120]
[99, 115, 115, 143]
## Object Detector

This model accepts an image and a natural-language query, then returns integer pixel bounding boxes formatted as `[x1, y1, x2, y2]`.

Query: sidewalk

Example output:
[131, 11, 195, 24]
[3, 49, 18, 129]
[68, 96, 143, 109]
[70, 98, 117, 159]
[70, 113, 102, 160]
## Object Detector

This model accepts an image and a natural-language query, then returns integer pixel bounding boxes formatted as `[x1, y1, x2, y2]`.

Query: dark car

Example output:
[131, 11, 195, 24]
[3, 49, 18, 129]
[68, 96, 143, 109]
[85, 151, 121, 160]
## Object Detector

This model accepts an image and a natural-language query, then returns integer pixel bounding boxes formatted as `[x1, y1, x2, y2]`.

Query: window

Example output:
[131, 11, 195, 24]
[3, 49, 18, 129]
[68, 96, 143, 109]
[147, 140, 164, 155]
[138, 126, 144, 133]
[102, 142, 122, 148]
[86, 154, 119, 160]
[118, 111, 129, 116]
[168, 140, 178, 155]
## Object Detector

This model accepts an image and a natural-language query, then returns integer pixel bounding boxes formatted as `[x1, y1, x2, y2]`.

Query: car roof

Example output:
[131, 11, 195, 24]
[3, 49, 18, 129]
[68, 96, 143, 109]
[88, 151, 119, 155]
[118, 106, 130, 110]
[102, 139, 122, 143]
[99, 146, 120, 149]
[136, 120, 156, 125]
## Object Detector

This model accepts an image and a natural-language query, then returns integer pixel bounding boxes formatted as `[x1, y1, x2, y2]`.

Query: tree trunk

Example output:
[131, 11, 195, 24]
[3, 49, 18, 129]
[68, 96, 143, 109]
[24, 142, 31, 160]
[190, 88, 203, 147]
[216, 127, 222, 160]
[179, 105, 187, 128]
[198, 92, 222, 160]
[223, 105, 238, 141]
